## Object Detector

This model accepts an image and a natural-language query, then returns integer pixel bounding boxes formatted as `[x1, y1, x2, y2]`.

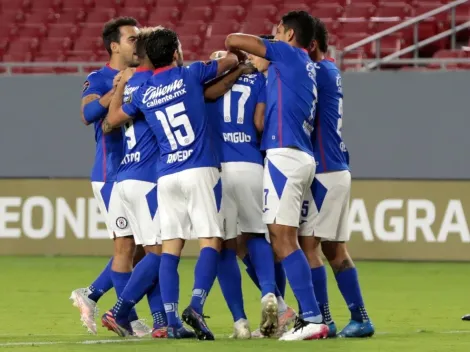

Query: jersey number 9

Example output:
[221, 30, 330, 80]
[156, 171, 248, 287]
[336, 97, 343, 137]
[155, 102, 195, 151]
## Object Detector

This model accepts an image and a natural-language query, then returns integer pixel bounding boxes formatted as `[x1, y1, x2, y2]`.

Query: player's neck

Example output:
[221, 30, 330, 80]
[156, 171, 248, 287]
[108, 57, 128, 71]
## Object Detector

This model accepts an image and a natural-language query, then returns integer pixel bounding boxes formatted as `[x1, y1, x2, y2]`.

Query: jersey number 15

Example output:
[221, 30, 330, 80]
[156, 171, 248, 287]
[155, 102, 195, 151]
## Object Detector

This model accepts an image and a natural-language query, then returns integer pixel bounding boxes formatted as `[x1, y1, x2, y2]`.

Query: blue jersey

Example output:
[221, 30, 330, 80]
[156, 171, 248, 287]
[82, 64, 124, 182]
[312, 59, 349, 173]
[117, 68, 159, 183]
[122, 61, 220, 177]
[261, 39, 317, 156]
[210, 72, 266, 165]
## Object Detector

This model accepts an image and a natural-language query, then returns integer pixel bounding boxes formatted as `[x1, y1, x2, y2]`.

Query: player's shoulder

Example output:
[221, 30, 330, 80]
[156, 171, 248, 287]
[315, 59, 341, 84]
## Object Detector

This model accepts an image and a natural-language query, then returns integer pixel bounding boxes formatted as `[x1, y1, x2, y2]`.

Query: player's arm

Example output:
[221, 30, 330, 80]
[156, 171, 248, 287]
[254, 102, 265, 133]
[103, 69, 136, 133]
[81, 72, 122, 126]
[188, 53, 238, 85]
[204, 62, 255, 101]
[225, 34, 267, 58]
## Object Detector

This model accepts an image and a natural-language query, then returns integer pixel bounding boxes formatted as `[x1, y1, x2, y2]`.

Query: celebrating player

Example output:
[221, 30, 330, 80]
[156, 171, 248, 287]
[225, 11, 329, 341]
[299, 17, 374, 338]
[105, 28, 239, 340]
[71, 17, 150, 337]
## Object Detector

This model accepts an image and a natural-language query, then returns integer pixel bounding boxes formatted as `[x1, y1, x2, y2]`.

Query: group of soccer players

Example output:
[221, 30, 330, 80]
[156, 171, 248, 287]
[71, 10, 375, 341]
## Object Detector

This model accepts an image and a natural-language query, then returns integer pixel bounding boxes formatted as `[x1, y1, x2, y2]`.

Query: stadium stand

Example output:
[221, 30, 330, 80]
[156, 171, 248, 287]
[0, 0, 469, 73]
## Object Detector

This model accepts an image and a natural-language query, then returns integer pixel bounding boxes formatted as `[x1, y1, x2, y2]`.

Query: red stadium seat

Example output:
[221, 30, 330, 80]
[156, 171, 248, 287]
[340, 50, 369, 71]
[340, 4, 376, 22]
[311, 6, 343, 23]
[208, 21, 241, 37]
[219, 0, 250, 8]
[52, 9, 87, 24]
[74, 35, 101, 52]
[176, 21, 208, 37]
[452, 2, 470, 25]
[203, 34, 227, 54]
[314, 0, 346, 8]
[181, 6, 213, 22]
[370, 34, 404, 57]
[61, 0, 94, 11]
[185, 0, 219, 7]
[0, 0, 30, 12]
[5, 37, 39, 58]
[338, 21, 375, 35]
[374, 3, 413, 20]
[93, 0, 123, 11]
[245, 5, 278, 23]
[47, 23, 79, 39]
[179, 34, 204, 53]
[241, 21, 275, 36]
[86, 9, 117, 24]
[427, 49, 465, 69]
[278, 3, 311, 17]
[67, 52, 95, 61]
[412, 2, 447, 21]
[40, 37, 73, 54]
[29, 0, 63, 12]
[35, 52, 67, 62]
[3, 52, 34, 62]
[156, 0, 186, 10]
[26, 10, 56, 25]
[213, 6, 246, 22]
[148, 7, 181, 25]
[337, 33, 369, 50]
[117, 8, 149, 25]
[252, 0, 283, 7]
[18, 24, 48, 39]
[78, 23, 104, 40]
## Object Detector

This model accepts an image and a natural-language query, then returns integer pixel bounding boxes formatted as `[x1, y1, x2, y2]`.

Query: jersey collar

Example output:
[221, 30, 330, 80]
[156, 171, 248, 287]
[136, 66, 153, 72]
[154, 65, 173, 75]
[104, 62, 119, 74]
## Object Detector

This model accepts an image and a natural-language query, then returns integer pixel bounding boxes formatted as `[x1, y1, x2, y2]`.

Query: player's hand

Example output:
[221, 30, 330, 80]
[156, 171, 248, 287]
[210, 50, 226, 60]
[239, 62, 256, 74]
[121, 68, 136, 84]
[229, 49, 247, 63]
[112, 72, 123, 88]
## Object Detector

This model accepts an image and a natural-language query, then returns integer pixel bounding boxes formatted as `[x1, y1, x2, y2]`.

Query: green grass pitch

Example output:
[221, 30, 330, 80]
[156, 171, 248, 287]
[0, 256, 469, 351]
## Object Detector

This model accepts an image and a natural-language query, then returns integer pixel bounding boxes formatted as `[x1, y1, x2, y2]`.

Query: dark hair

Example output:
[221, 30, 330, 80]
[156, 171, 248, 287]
[146, 28, 179, 69]
[259, 34, 274, 40]
[135, 28, 154, 59]
[280, 10, 315, 49]
[102, 17, 138, 55]
[312, 17, 328, 53]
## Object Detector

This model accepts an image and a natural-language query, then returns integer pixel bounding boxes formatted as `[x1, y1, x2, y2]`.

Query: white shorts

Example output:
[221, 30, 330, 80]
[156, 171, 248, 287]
[262, 148, 316, 228]
[91, 181, 133, 239]
[222, 162, 267, 240]
[299, 170, 351, 241]
[116, 180, 161, 246]
[158, 167, 224, 241]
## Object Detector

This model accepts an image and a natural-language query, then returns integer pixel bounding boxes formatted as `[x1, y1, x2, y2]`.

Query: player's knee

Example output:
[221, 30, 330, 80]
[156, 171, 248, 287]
[199, 237, 222, 252]
[223, 238, 238, 251]
[236, 234, 248, 259]
[133, 245, 146, 267]
[144, 244, 162, 256]
[114, 236, 136, 257]
[269, 224, 298, 260]
[162, 239, 185, 257]
[299, 236, 323, 268]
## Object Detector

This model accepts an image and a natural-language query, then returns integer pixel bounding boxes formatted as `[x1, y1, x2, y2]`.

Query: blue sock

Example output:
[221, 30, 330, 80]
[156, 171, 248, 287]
[110, 270, 139, 322]
[113, 253, 161, 323]
[282, 249, 322, 323]
[88, 257, 113, 302]
[159, 253, 181, 327]
[274, 262, 286, 298]
[247, 237, 276, 297]
[336, 268, 370, 322]
[147, 281, 168, 328]
[311, 266, 333, 323]
[190, 247, 219, 314]
[242, 255, 261, 290]
[217, 248, 247, 322]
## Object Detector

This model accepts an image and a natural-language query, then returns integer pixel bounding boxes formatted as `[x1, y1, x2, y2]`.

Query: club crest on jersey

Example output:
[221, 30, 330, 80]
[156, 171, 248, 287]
[82, 80, 90, 92]
[116, 217, 128, 229]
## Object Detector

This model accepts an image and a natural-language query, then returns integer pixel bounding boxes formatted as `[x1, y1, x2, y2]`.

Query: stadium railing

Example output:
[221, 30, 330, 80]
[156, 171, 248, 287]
[339, 0, 470, 71]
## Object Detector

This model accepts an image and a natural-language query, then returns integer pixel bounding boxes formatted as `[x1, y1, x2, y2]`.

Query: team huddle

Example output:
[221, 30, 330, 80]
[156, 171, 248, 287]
[71, 10, 375, 342]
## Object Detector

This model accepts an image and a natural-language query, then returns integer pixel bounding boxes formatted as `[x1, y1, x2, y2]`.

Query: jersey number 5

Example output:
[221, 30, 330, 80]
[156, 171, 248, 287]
[223, 84, 251, 124]
[124, 121, 136, 149]
[155, 102, 195, 151]
[336, 97, 343, 137]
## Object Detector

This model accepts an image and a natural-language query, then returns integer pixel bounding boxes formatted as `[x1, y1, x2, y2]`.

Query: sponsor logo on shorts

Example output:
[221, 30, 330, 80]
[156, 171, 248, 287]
[116, 217, 128, 229]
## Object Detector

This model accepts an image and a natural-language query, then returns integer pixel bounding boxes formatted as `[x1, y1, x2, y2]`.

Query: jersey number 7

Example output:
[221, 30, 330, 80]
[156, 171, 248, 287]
[155, 102, 195, 151]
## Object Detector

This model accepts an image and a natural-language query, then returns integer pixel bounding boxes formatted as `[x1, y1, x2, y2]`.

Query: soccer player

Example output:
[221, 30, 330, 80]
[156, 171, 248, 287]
[298, 18, 375, 338]
[225, 11, 329, 341]
[105, 28, 239, 340]
[71, 17, 150, 337]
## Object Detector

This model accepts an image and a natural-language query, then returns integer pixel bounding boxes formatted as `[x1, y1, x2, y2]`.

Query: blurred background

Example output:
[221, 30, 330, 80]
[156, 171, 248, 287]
[0, 0, 469, 260]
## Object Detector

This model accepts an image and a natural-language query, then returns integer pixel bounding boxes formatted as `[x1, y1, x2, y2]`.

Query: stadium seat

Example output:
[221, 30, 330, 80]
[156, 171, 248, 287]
[3, 52, 34, 62]
[427, 49, 465, 69]
[176, 21, 208, 37]
[412, 2, 447, 22]
[373, 3, 413, 20]
[29, 0, 63, 12]
[73, 35, 101, 52]
[18, 24, 48, 39]
[337, 33, 370, 51]
[155, 0, 185, 10]
[208, 21, 241, 37]
[339, 21, 375, 35]
[78, 23, 104, 40]
[203, 34, 227, 55]
[213, 6, 246, 22]
[370, 34, 404, 57]
[147, 7, 181, 25]
[253, 0, 283, 7]
[117, 7, 149, 25]
[218, 0, 250, 8]
[311, 6, 343, 23]
[340, 50, 369, 71]
[179, 34, 204, 53]
[47, 23, 78, 39]
[278, 3, 311, 18]
[61, 0, 94, 11]
[314, 0, 345, 8]
[241, 21, 275, 36]
[52, 9, 87, 24]
[35, 52, 67, 62]
[448, 2, 470, 25]
[26, 10, 56, 25]
[40, 37, 73, 54]
[245, 6, 278, 23]
[0, 0, 29, 12]
[340, 3, 376, 21]
[185, 0, 219, 7]
[66, 52, 95, 61]
[86, 9, 117, 24]
[181, 6, 213, 22]
[93, 0, 123, 10]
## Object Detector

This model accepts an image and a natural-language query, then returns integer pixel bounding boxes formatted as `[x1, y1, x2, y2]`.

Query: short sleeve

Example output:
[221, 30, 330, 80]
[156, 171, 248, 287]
[261, 39, 295, 63]
[121, 89, 141, 119]
[256, 75, 267, 104]
[187, 60, 219, 84]
[82, 72, 108, 98]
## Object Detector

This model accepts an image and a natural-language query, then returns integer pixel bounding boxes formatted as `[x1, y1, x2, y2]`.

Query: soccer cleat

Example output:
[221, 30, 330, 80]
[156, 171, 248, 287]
[232, 318, 251, 339]
[327, 321, 337, 337]
[260, 293, 278, 337]
[70, 288, 98, 334]
[151, 325, 168, 338]
[275, 306, 296, 337]
[182, 307, 215, 340]
[250, 328, 265, 338]
[101, 310, 134, 337]
[167, 325, 198, 339]
[130, 319, 152, 337]
[462, 314, 470, 321]
[337, 320, 375, 338]
[279, 317, 329, 341]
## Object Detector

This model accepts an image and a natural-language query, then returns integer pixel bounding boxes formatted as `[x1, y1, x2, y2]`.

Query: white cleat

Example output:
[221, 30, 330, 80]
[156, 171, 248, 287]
[279, 317, 329, 341]
[131, 319, 152, 337]
[70, 288, 98, 334]
[251, 327, 265, 338]
[260, 293, 278, 337]
[232, 318, 251, 339]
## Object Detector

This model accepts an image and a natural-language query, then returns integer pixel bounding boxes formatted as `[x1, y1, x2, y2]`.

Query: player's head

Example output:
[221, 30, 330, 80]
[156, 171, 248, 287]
[275, 10, 315, 49]
[135, 26, 165, 68]
[146, 28, 184, 69]
[247, 35, 272, 74]
[102, 17, 139, 67]
[310, 17, 328, 59]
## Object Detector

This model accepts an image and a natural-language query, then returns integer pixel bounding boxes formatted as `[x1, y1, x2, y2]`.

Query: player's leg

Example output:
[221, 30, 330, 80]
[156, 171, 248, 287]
[216, 168, 250, 338]
[157, 173, 194, 339]
[181, 167, 224, 341]
[70, 182, 115, 334]
[263, 149, 328, 341]
[319, 171, 373, 337]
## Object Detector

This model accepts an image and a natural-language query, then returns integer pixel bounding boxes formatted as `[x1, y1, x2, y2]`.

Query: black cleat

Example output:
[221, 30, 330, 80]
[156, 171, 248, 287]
[462, 314, 470, 321]
[182, 307, 215, 341]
